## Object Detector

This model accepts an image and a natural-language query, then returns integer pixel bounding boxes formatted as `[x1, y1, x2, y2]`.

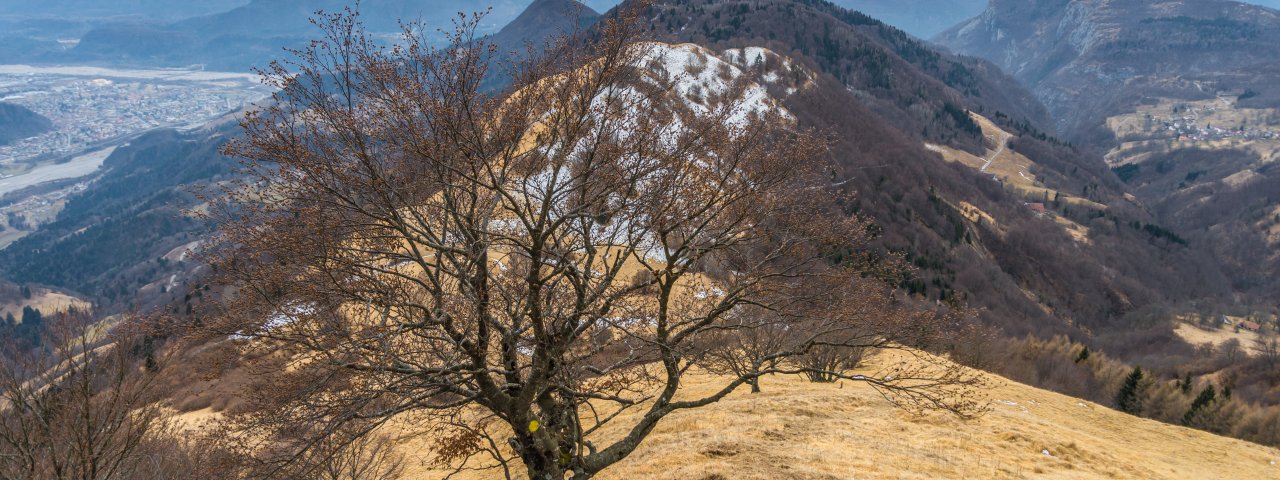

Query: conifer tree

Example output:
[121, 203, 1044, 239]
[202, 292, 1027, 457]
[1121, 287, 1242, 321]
[1115, 366, 1144, 414]
[1183, 385, 1217, 425]
[19, 307, 40, 326]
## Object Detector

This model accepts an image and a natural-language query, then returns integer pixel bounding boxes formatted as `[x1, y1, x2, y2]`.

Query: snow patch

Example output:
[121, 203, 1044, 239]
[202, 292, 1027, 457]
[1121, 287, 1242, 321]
[232, 302, 316, 340]
[635, 42, 792, 128]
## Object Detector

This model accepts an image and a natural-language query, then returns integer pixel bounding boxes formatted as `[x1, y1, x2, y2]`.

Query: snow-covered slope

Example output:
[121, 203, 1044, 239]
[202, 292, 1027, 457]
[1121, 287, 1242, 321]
[633, 43, 810, 127]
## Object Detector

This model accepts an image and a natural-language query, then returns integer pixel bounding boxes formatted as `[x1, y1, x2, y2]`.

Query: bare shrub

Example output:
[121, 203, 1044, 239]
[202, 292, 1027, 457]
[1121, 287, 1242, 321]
[0, 311, 227, 479]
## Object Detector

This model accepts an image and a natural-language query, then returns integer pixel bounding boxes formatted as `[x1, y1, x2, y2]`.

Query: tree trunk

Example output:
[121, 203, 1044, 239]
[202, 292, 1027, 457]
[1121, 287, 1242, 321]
[522, 451, 566, 480]
[749, 377, 761, 393]
[518, 431, 570, 480]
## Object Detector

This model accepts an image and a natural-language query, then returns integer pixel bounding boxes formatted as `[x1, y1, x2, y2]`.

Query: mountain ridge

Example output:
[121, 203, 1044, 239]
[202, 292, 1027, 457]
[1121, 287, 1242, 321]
[0, 103, 53, 147]
[937, 0, 1280, 299]
[487, 0, 600, 62]
[63, 0, 530, 69]
[937, 0, 1280, 140]
[619, 0, 1232, 339]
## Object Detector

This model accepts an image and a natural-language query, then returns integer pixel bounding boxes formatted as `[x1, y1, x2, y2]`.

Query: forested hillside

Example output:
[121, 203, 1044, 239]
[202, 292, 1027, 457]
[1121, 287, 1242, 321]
[625, 0, 1229, 345]
[0, 103, 53, 146]
[938, 0, 1280, 301]
[0, 124, 237, 306]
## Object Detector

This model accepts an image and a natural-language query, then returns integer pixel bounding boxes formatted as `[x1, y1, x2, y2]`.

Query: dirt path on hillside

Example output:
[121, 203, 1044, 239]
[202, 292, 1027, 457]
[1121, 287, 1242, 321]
[981, 129, 1011, 173]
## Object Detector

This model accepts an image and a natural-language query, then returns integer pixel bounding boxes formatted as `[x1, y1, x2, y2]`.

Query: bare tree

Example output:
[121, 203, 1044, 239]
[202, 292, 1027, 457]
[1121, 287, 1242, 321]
[317, 432, 404, 480]
[240, 424, 406, 480]
[797, 344, 866, 383]
[205, 5, 983, 479]
[0, 311, 181, 480]
[703, 307, 792, 393]
[1256, 334, 1279, 368]
[1219, 338, 1245, 366]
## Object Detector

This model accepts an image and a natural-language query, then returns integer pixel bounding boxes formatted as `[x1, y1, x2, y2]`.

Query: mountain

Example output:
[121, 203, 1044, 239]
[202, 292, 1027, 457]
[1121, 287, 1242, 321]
[590, 0, 1280, 37]
[0, 1, 249, 21]
[481, 0, 600, 90]
[171, 0, 525, 39]
[584, 0, 988, 38]
[936, 0, 1280, 140]
[626, 0, 1232, 343]
[829, 0, 987, 38]
[0, 0, 249, 62]
[0, 103, 53, 146]
[488, 0, 599, 54]
[0, 122, 239, 307]
[937, 0, 1280, 298]
[62, 0, 530, 69]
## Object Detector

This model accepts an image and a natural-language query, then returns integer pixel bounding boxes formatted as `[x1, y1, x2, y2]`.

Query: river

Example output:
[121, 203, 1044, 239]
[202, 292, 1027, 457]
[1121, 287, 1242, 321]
[0, 147, 114, 196]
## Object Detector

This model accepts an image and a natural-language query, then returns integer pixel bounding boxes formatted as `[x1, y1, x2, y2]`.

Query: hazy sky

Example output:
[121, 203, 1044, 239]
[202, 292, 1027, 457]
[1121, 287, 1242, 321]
[4, 1, 1278, 40]
[584, 0, 1280, 38]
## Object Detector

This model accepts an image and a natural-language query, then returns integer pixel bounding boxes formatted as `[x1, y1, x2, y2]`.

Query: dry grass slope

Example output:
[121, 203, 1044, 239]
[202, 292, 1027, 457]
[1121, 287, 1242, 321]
[0, 289, 89, 321]
[926, 113, 1105, 211]
[1106, 97, 1280, 166]
[407, 353, 1279, 479]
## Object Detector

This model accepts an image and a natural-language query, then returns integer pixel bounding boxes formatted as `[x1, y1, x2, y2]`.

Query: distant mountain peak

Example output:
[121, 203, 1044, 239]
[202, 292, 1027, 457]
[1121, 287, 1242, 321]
[519, 0, 600, 23]
[495, 0, 599, 42]
[488, 0, 599, 59]
[529, 0, 594, 8]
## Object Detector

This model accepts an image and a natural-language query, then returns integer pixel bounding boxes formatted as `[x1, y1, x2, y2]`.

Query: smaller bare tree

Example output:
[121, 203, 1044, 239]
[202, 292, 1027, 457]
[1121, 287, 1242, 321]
[251, 425, 406, 480]
[703, 308, 792, 393]
[0, 311, 184, 480]
[1219, 338, 1245, 366]
[797, 344, 866, 383]
[1256, 334, 1279, 368]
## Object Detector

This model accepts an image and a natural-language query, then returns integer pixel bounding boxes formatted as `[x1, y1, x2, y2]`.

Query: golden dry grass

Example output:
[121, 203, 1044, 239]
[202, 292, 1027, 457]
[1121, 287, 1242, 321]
[1049, 213, 1091, 245]
[0, 229, 30, 250]
[1105, 97, 1280, 166]
[0, 289, 90, 321]
[1266, 205, 1280, 245]
[170, 345, 1279, 478]
[925, 114, 1105, 211]
[1174, 321, 1265, 356]
[1223, 169, 1261, 188]
[394, 351, 1280, 480]
[956, 201, 998, 229]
